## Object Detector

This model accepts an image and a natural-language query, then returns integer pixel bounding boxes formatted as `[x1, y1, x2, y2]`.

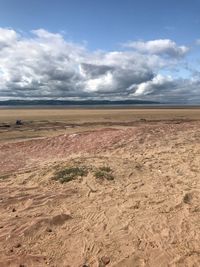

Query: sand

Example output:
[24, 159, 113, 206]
[0, 108, 200, 266]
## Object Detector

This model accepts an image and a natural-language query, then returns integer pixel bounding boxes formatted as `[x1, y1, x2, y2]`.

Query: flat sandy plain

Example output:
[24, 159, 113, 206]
[0, 108, 200, 267]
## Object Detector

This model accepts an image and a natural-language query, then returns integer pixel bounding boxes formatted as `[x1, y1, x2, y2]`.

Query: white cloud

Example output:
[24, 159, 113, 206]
[124, 39, 189, 58]
[0, 28, 18, 49]
[85, 72, 114, 92]
[0, 28, 155, 99]
[134, 74, 173, 96]
[0, 28, 199, 103]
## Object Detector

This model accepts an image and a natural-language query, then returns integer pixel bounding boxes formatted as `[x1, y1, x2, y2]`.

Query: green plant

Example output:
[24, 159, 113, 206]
[99, 166, 112, 172]
[94, 166, 114, 181]
[53, 166, 87, 183]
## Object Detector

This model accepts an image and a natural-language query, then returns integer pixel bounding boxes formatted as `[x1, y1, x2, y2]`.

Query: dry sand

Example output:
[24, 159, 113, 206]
[0, 108, 200, 266]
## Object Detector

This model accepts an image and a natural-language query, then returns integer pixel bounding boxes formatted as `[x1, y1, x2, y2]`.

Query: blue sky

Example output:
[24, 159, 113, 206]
[1, 0, 200, 49]
[0, 0, 200, 102]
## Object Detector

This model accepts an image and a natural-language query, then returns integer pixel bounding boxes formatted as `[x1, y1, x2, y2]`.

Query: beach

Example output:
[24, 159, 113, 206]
[0, 108, 200, 266]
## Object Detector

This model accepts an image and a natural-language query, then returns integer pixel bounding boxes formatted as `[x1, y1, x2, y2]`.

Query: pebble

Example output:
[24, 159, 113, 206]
[99, 256, 110, 266]
[14, 243, 21, 248]
[101, 256, 110, 265]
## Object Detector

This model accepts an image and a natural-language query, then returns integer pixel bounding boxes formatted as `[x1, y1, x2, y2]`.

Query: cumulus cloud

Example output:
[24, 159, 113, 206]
[124, 39, 189, 58]
[0, 28, 19, 49]
[133, 74, 174, 96]
[0, 28, 199, 103]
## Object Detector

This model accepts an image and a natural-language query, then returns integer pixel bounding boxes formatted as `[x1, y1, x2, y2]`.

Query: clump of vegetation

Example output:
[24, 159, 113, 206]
[0, 174, 10, 180]
[99, 166, 112, 172]
[94, 166, 114, 181]
[53, 166, 88, 183]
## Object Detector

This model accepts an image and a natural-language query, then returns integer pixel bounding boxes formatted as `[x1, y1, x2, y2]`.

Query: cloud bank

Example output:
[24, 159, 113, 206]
[0, 28, 199, 103]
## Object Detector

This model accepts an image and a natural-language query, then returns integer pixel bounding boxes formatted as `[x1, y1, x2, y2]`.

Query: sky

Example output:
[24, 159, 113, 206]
[0, 0, 200, 103]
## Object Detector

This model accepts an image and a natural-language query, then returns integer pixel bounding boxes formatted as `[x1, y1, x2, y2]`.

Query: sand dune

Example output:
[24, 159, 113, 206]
[0, 118, 200, 266]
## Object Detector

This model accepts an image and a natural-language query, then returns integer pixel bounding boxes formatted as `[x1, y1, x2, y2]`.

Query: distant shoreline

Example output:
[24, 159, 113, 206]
[0, 104, 200, 109]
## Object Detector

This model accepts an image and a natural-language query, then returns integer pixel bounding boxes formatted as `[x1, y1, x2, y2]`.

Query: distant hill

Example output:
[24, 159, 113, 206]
[0, 99, 160, 106]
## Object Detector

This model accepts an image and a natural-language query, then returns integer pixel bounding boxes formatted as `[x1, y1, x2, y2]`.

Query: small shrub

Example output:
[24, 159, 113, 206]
[94, 166, 114, 181]
[53, 166, 87, 183]
[95, 171, 105, 179]
[99, 166, 112, 172]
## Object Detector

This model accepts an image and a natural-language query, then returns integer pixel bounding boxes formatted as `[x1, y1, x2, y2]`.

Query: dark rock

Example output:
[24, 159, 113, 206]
[16, 120, 23, 125]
